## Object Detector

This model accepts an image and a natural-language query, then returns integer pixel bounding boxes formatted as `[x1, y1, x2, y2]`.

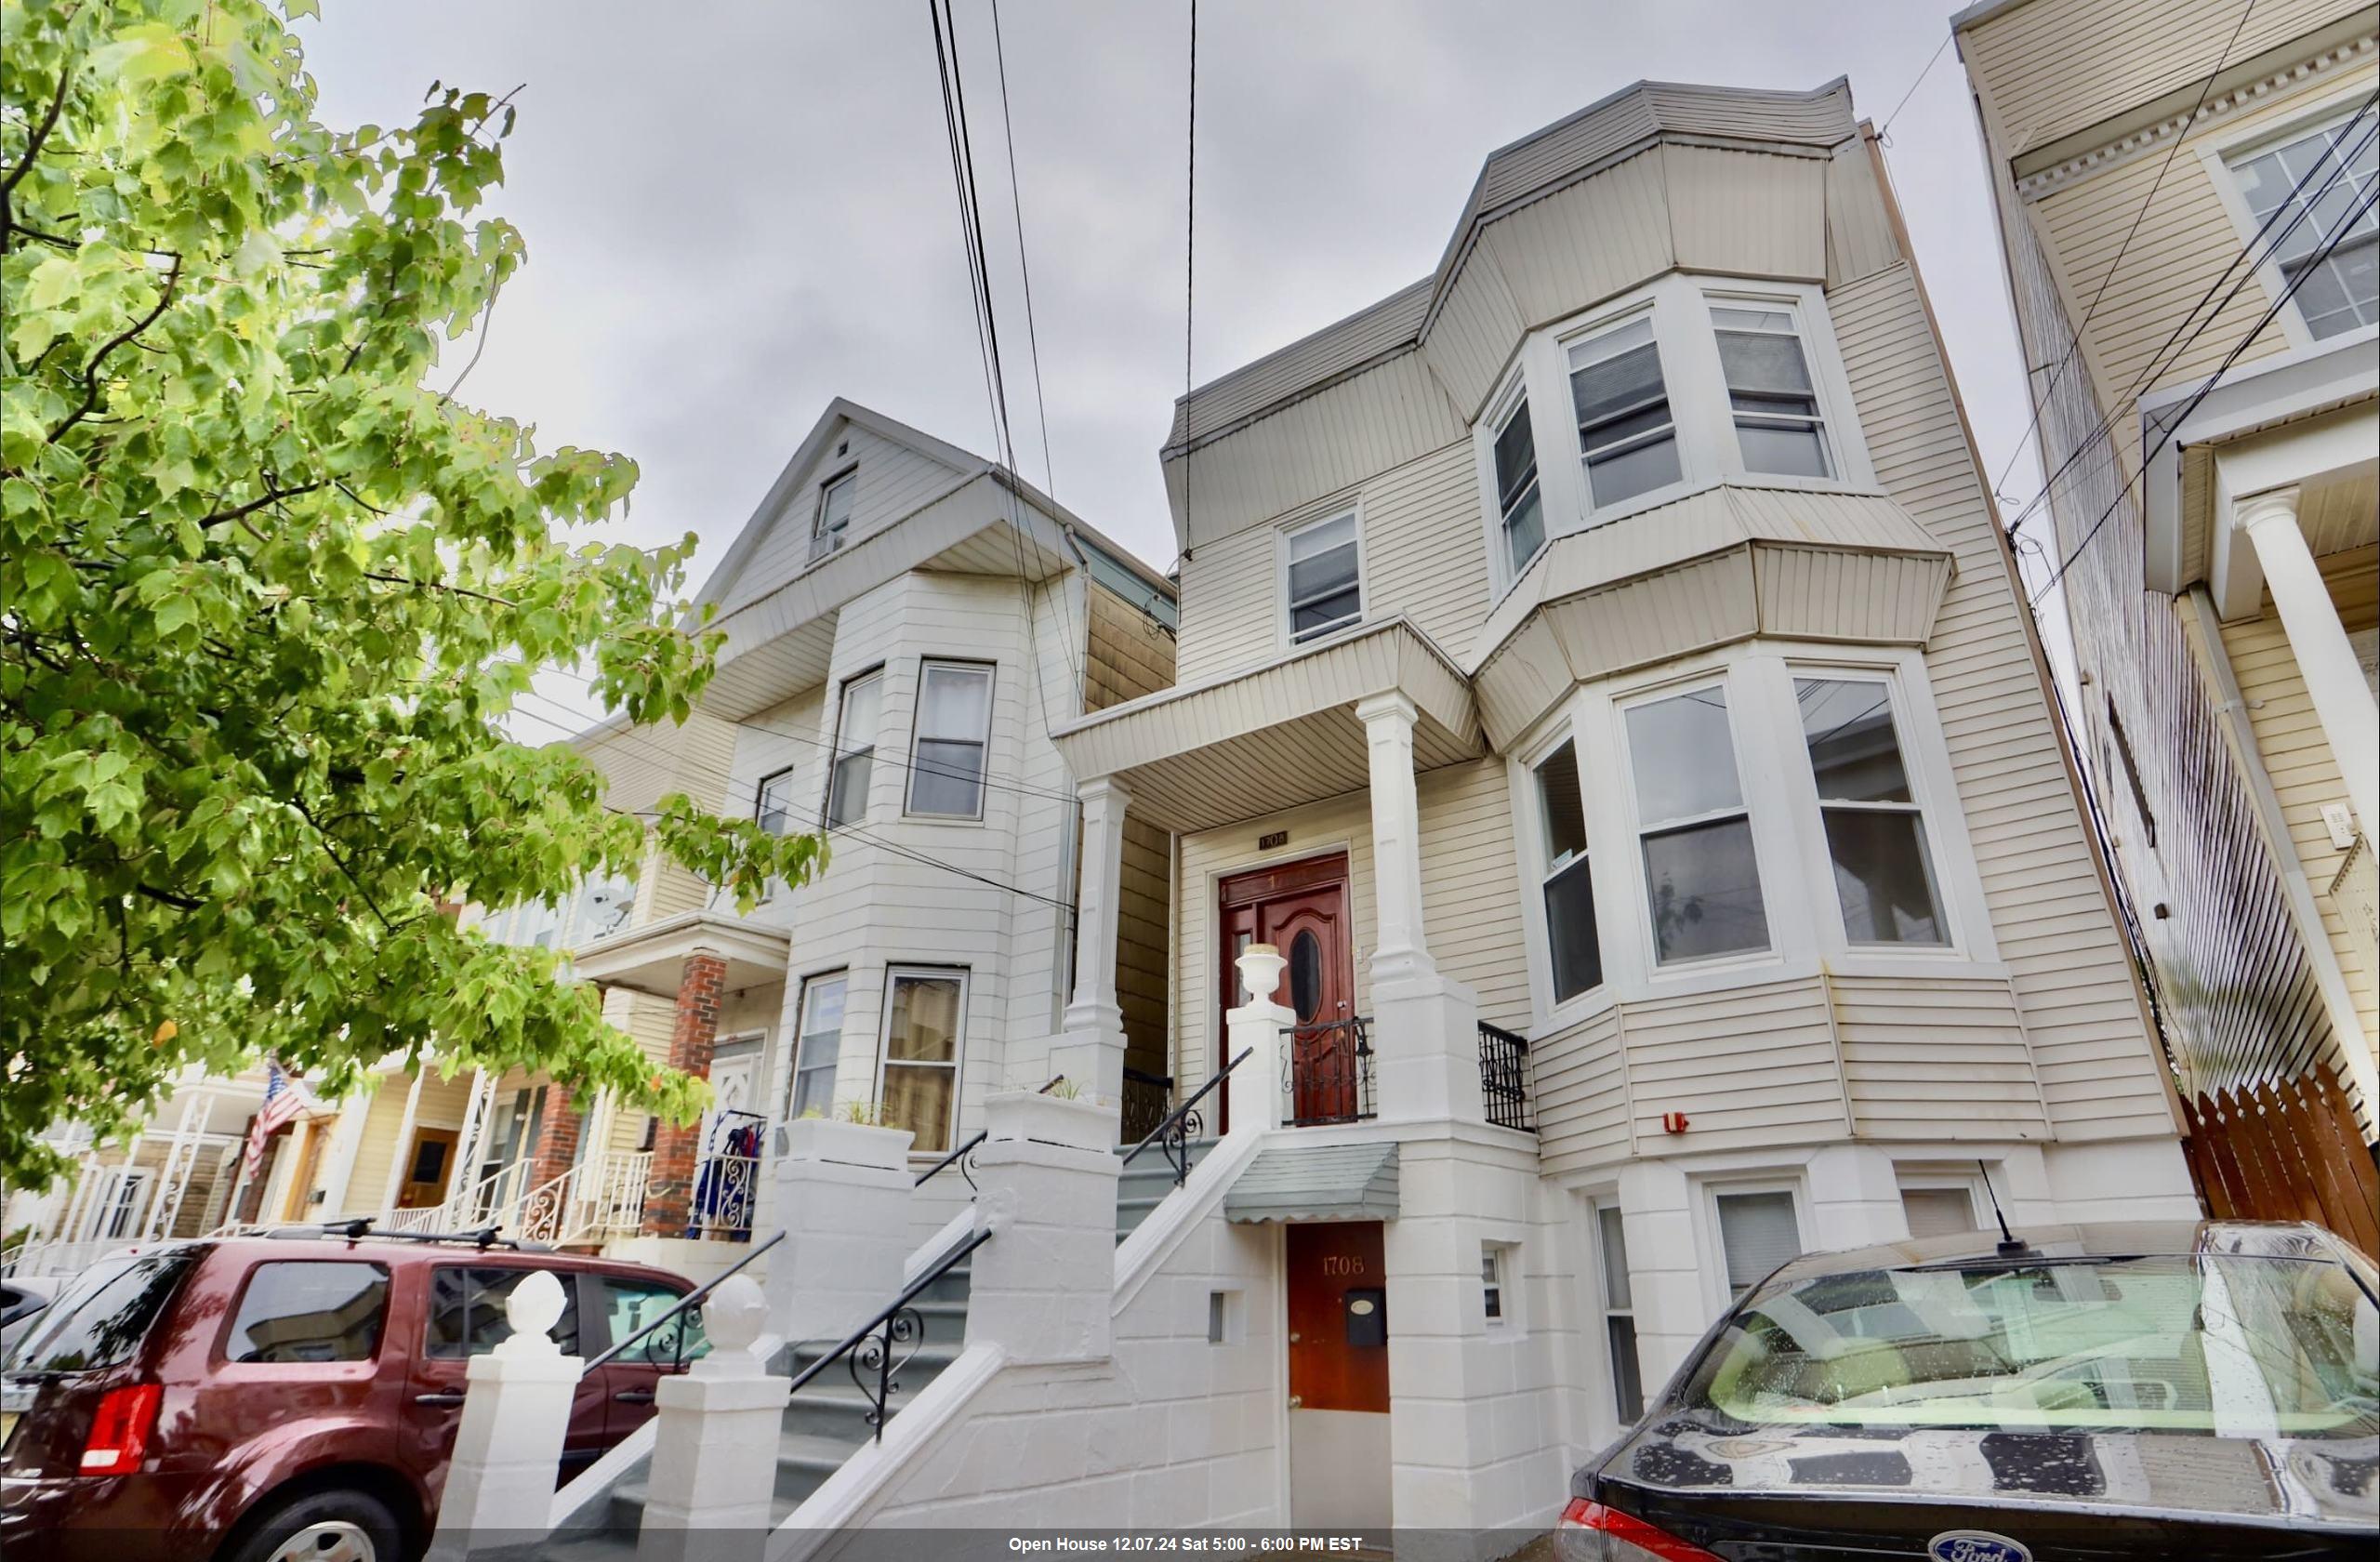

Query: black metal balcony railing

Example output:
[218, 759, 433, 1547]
[1284, 1017, 1376, 1128]
[1477, 1021, 1535, 1132]
[1119, 1066, 1174, 1145]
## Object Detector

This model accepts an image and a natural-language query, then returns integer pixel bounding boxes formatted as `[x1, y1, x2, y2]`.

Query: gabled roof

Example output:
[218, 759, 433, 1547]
[1163, 77, 1858, 457]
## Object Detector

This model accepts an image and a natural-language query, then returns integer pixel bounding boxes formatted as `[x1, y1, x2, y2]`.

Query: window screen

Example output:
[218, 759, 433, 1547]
[1714, 1191, 1802, 1300]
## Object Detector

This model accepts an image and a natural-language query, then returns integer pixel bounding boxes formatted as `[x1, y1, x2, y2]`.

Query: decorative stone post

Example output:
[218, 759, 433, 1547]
[963, 1090, 1122, 1365]
[2237, 485, 2379, 836]
[647, 949, 728, 1237]
[1051, 776, 1133, 1104]
[428, 1270, 582, 1561]
[638, 1276, 789, 1562]
[762, 1118, 915, 1353]
[1226, 944, 1290, 1136]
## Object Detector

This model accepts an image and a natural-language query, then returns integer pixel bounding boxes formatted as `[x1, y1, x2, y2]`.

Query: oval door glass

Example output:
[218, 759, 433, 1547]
[1289, 929, 1321, 1022]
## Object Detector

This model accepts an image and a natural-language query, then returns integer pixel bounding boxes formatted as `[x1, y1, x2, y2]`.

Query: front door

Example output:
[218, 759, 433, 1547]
[396, 1127, 460, 1211]
[1286, 1221, 1391, 1530]
[1220, 854, 1357, 1127]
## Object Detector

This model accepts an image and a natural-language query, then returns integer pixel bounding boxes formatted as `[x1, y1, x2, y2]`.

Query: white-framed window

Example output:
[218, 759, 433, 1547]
[1532, 737, 1602, 1002]
[1282, 510, 1363, 644]
[1491, 390, 1545, 578]
[1711, 302, 1831, 478]
[1567, 314, 1681, 510]
[755, 766, 798, 837]
[1622, 683, 1768, 964]
[826, 667, 884, 828]
[1593, 1202, 1643, 1422]
[1711, 1185, 1804, 1303]
[1900, 1182, 1979, 1239]
[2225, 107, 2379, 341]
[1793, 675, 1945, 946]
[786, 972, 847, 1121]
[1480, 1242, 1514, 1325]
[905, 660, 994, 819]
[810, 469, 856, 561]
[876, 966, 966, 1153]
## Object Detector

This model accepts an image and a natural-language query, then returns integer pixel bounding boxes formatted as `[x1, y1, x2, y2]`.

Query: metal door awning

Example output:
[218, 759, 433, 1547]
[1223, 1141, 1398, 1224]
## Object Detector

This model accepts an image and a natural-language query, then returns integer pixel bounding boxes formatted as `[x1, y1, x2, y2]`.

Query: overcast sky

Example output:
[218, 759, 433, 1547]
[300, 1, 2056, 721]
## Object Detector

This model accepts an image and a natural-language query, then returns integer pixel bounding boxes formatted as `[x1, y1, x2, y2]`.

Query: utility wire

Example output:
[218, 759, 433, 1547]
[1877, 33, 1953, 141]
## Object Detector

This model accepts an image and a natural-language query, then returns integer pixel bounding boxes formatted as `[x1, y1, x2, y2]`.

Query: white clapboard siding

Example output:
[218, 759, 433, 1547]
[1825, 135, 1902, 289]
[1474, 149, 1677, 340]
[1829, 259, 2176, 1142]
[1176, 523, 1282, 685]
[1417, 760, 1531, 1031]
[1531, 1006, 1629, 1176]
[720, 422, 970, 616]
[1619, 977, 1849, 1152]
[1827, 974, 2050, 1138]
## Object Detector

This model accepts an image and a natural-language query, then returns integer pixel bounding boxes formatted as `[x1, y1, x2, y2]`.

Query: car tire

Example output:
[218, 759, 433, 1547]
[220, 1487, 403, 1562]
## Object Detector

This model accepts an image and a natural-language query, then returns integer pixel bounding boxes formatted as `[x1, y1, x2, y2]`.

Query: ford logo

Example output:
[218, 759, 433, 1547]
[1928, 1533, 2032, 1562]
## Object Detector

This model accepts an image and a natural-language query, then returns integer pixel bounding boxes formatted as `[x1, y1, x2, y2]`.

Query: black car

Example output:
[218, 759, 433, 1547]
[1559, 1221, 2378, 1560]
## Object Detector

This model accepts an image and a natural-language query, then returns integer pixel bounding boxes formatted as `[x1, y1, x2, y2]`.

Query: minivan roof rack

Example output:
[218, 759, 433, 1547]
[260, 1220, 551, 1253]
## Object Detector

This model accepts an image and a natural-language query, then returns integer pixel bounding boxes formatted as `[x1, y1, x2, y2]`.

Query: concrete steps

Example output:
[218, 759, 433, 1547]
[1114, 1137, 1219, 1242]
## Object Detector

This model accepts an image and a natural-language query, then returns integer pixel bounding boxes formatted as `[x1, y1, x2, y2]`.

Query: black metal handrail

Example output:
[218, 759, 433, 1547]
[1119, 1065, 1173, 1145]
[1122, 1046, 1252, 1187]
[579, 1228, 786, 1376]
[786, 1225, 993, 1440]
[1284, 1016, 1375, 1127]
[914, 1130, 988, 1191]
[1478, 1020, 1535, 1132]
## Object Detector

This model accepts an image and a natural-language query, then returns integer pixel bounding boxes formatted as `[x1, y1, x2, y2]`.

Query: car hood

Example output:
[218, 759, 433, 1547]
[1598, 1412, 2379, 1529]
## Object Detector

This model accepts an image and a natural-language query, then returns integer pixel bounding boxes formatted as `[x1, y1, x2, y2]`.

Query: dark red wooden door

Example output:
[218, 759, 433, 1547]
[1287, 1222, 1389, 1413]
[1220, 854, 1355, 1127]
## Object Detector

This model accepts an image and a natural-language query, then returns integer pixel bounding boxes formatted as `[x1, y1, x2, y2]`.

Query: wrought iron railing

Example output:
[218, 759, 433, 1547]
[1285, 1017, 1374, 1127]
[1119, 1066, 1174, 1145]
[913, 1130, 987, 1192]
[581, 1228, 787, 1376]
[785, 1226, 992, 1440]
[1477, 1021, 1536, 1132]
[1123, 1047, 1250, 1187]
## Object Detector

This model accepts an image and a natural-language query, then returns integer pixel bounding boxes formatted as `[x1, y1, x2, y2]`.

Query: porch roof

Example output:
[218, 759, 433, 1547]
[1049, 617, 1484, 834]
[1223, 1140, 1400, 1224]
[564, 909, 790, 999]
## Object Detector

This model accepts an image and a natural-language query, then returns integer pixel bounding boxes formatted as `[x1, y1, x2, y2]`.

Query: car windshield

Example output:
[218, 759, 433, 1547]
[1684, 1253, 2379, 1436]
[6, 1252, 192, 1375]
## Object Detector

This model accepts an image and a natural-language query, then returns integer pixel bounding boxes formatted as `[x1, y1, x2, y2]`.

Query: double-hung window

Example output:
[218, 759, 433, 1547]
[810, 470, 856, 562]
[1795, 677, 1945, 946]
[1568, 316, 1680, 509]
[1492, 396, 1545, 576]
[1284, 511, 1362, 642]
[1625, 686, 1768, 963]
[786, 973, 846, 1120]
[1713, 1189, 1803, 1302]
[2229, 113, 2379, 339]
[1594, 1205, 1643, 1422]
[826, 668, 882, 828]
[1533, 738, 1602, 1002]
[755, 767, 798, 837]
[906, 661, 993, 818]
[1712, 305, 1831, 477]
[879, 967, 964, 1153]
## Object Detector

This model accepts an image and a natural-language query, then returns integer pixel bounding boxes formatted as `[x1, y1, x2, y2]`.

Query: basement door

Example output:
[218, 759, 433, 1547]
[1286, 1221, 1391, 1530]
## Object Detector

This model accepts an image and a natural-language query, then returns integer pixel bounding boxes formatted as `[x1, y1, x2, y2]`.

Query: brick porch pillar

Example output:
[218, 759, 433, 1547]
[643, 949, 726, 1237]
[527, 1085, 580, 1190]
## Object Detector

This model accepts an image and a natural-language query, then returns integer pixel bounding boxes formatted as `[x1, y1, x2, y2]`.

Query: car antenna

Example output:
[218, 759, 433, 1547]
[1977, 1159, 2028, 1257]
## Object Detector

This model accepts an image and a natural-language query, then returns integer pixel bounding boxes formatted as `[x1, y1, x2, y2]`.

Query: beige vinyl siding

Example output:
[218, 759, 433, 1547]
[1531, 1007, 1629, 1176]
[1355, 443, 1495, 665]
[1829, 975, 2051, 1135]
[1825, 134, 1903, 288]
[2222, 552, 2380, 1040]
[1619, 978, 1850, 1153]
[1473, 149, 1676, 341]
[1661, 144, 1830, 279]
[1961, 0, 2357, 158]
[1829, 258, 2176, 1142]
[1117, 815, 1172, 1081]
[719, 423, 967, 616]
[341, 1077, 413, 1220]
[1174, 526, 1280, 685]
[1421, 243, 1528, 424]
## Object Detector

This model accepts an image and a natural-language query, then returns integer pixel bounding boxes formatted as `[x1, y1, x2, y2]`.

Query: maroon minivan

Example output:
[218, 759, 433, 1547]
[0, 1229, 707, 1562]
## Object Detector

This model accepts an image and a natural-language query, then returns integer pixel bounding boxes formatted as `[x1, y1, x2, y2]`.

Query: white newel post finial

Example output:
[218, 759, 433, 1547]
[427, 1271, 583, 1560]
[1226, 944, 1290, 1136]
[640, 1274, 793, 1561]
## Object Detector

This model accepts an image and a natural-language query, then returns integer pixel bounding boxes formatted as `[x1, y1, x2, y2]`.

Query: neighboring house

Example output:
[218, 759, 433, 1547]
[1958, 0, 2379, 1220]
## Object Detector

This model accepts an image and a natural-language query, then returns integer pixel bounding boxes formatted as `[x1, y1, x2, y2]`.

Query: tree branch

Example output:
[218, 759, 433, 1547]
[196, 480, 326, 528]
[137, 882, 204, 911]
[362, 571, 516, 607]
[1, 61, 73, 202]
[47, 254, 182, 444]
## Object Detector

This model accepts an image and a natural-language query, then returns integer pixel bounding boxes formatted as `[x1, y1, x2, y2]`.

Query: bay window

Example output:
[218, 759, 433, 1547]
[1493, 394, 1545, 576]
[1794, 676, 1944, 946]
[826, 667, 883, 827]
[1567, 316, 1680, 508]
[1533, 738, 1602, 1001]
[1624, 686, 1768, 963]
[1284, 510, 1362, 643]
[906, 660, 994, 818]
[1712, 305, 1831, 478]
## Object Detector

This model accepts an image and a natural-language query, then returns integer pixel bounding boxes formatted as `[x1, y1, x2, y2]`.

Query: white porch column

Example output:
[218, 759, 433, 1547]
[1053, 774, 1132, 1102]
[2237, 486, 2379, 837]
[1355, 693, 1434, 984]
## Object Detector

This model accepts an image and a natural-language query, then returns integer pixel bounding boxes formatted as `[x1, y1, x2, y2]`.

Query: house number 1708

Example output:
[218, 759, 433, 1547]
[1320, 1255, 1366, 1277]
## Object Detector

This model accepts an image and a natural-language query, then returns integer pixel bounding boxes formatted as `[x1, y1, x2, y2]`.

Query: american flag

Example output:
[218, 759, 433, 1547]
[244, 1061, 317, 1176]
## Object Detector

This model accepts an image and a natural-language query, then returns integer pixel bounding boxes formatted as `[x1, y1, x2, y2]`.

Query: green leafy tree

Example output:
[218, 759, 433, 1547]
[1, 0, 822, 1185]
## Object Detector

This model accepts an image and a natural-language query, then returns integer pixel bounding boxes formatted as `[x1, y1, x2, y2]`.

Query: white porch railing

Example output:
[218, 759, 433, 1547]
[514, 1150, 652, 1247]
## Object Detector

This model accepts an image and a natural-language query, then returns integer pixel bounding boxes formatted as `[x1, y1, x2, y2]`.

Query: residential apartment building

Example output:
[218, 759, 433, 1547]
[1958, 0, 2379, 1206]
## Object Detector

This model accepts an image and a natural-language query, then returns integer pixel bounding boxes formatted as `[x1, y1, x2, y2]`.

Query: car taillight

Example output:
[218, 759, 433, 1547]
[78, 1383, 162, 1476]
[1557, 1497, 1723, 1561]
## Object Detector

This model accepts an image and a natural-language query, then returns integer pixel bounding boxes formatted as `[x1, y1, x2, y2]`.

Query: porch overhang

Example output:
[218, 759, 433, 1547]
[1049, 618, 1483, 833]
[1471, 483, 1955, 750]
[564, 910, 791, 998]
[1223, 1140, 1399, 1224]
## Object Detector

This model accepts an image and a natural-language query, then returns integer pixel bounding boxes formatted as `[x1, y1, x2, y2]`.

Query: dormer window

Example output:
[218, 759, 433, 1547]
[1283, 510, 1362, 644]
[1493, 395, 1545, 577]
[810, 470, 855, 563]
[1568, 317, 1680, 508]
[1712, 305, 1831, 478]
